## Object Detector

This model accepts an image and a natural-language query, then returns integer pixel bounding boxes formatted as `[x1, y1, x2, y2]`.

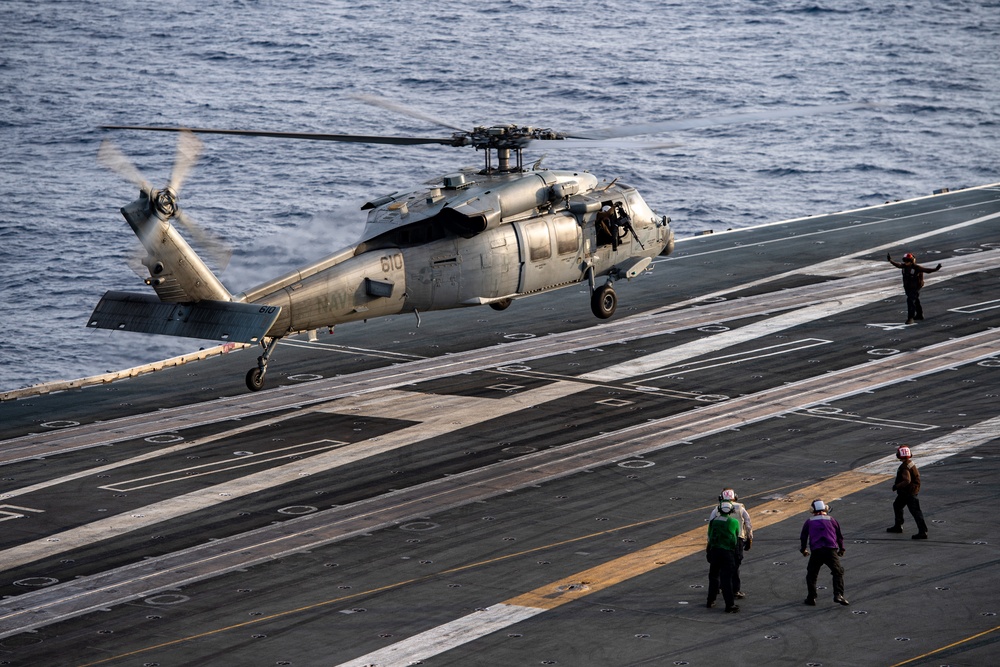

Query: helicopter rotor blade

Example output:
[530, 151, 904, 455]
[102, 125, 458, 146]
[125, 250, 153, 280]
[98, 140, 153, 195]
[529, 138, 684, 151]
[174, 208, 232, 272]
[98, 139, 161, 258]
[101, 100, 874, 164]
[351, 93, 470, 133]
[168, 130, 203, 196]
[568, 102, 875, 141]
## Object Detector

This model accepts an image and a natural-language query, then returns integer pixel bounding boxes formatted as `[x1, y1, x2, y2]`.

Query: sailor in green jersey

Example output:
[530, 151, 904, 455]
[706, 501, 741, 613]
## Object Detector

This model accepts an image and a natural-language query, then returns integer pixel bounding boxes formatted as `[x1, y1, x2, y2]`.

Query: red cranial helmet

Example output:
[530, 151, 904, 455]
[897, 446, 911, 458]
[903, 253, 915, 262]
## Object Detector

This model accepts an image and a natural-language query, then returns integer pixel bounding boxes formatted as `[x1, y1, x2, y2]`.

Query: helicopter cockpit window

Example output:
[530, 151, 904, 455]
[553, 216, 579, 255]
[524, 221, 551, 261]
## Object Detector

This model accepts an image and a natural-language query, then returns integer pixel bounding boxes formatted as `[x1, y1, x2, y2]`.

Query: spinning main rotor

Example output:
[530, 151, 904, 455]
[102, 97, 872, 174]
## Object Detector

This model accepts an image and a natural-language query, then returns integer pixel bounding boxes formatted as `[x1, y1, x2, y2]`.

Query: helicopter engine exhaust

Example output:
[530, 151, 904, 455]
[440, 171, 597, 237]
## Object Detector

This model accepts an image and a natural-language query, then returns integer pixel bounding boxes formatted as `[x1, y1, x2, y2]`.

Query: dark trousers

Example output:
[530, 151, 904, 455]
[893, 493, 928, 534]
[806, 548, 844, 600]
[905, 289, 923, 320]
[734, 537, 745, 593]
[707, 548, 737, 607]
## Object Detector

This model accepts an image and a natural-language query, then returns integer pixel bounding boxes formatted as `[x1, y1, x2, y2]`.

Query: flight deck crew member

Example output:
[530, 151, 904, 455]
[597, 205, 618, 250]
[708, 488, 753, 599]
[706, 501, 741, 613]
[800, 499, 849, 606]
[886, 445, 929, 539]
[887, 252, 942, 324]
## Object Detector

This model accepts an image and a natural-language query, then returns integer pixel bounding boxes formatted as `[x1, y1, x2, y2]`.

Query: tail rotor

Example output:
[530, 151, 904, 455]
[98, 131, 231, 273]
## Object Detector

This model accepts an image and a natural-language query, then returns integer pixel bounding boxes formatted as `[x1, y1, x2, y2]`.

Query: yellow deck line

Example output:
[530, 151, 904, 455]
[337, 469, 892, 666]
[507, 470, 882, 610]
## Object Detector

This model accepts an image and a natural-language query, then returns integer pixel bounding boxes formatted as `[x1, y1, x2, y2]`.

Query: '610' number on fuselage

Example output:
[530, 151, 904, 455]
[381, 253, 403, 273]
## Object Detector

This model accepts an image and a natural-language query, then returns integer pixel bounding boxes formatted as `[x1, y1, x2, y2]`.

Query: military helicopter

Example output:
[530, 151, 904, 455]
[91, 97, 869, 391]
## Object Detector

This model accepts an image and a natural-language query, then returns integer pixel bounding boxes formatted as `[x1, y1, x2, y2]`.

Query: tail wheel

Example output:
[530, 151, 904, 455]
[489, 298, 513, 311]
[591, 284, 617, 319]
[246, 367, 265, 391]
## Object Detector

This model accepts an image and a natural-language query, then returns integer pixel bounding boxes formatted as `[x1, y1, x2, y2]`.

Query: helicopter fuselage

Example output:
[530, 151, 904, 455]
[236, 170, 672, 337]
[89, 163, 672, 392]
[91, 102, 867, 391]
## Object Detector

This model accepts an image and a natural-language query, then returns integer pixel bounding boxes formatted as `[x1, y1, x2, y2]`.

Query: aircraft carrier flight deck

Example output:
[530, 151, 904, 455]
[1, 184, 999, 667]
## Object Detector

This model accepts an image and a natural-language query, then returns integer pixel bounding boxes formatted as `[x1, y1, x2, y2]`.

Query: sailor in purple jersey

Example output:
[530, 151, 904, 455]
[800, 499, 849, 606]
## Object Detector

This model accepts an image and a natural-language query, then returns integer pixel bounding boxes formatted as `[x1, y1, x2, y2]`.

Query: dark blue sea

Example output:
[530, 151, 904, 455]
[2, 0, 998, 391]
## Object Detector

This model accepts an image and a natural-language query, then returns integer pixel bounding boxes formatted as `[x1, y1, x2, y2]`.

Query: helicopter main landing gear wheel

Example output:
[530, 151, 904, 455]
[591, 283, 617, 319]
[245, 336, 281, 392]
[489, 298, 512, 311]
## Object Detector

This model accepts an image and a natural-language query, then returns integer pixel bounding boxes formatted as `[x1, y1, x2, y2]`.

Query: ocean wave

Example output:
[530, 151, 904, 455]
[780, 4, 868, 16]
[842, 163, 918, 177]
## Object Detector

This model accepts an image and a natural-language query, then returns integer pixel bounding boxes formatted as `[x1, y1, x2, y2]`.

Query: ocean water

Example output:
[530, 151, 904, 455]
[1, 0, 998, 391]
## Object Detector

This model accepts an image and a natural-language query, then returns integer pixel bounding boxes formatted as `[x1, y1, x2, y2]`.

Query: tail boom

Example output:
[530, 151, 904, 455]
[121, 194, 231, 303]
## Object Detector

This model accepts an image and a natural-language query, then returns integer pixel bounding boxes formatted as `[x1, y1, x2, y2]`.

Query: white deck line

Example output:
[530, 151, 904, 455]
[335, 415, 1000, 667]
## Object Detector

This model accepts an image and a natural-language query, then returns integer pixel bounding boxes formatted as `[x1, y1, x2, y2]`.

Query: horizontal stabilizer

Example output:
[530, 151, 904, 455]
[87, 291, 280, 343]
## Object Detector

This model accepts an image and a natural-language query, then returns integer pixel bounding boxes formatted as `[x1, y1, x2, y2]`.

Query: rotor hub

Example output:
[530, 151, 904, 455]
[459, 125, 563, 151]
[153, 188, 178, 218]
[452, 126, 566, 173]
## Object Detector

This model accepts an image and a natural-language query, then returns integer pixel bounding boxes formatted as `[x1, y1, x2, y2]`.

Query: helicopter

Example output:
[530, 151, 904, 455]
[90, 98, 870, 391]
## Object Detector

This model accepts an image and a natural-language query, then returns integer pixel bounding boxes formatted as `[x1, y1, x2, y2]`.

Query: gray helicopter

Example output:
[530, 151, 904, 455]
[91, 98, 868, 391]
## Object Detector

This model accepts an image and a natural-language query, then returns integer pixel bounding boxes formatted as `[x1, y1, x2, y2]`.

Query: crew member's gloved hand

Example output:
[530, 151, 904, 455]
[837, 549, 845, 557]
[886, 253, 892, 261]
[936, 264, 942, 270]
[744, 539, 752, 551]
